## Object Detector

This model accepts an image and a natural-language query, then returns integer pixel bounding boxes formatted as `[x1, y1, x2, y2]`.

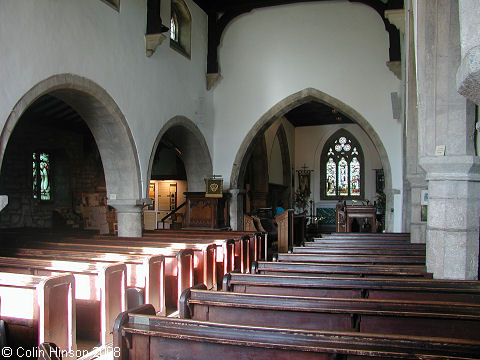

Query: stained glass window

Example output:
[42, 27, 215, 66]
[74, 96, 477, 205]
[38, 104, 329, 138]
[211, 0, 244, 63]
[350, 157, 360, 196]
[33, 152, 51, 201]
[338, 158, 348, 196]
[321, 131, 363, 199]
[326, 158, 336, 196]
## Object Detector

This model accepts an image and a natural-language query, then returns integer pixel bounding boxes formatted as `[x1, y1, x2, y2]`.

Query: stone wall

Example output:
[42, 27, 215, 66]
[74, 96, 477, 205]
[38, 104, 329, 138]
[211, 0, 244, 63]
[0, 119, 105, 229]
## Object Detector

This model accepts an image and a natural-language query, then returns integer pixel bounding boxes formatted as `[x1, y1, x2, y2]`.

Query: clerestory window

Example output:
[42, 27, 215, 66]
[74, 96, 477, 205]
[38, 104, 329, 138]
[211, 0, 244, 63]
[170, 0, 191, 58]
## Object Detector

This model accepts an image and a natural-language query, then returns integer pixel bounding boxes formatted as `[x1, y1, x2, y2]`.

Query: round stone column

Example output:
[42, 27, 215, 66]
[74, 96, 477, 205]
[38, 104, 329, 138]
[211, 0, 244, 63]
[108, 200, 145, 238]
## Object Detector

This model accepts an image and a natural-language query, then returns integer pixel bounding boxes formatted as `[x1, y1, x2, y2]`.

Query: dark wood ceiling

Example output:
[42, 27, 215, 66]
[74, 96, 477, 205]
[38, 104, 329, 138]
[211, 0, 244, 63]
[20, 95, 89, 134]
[285, 102, 355, 127]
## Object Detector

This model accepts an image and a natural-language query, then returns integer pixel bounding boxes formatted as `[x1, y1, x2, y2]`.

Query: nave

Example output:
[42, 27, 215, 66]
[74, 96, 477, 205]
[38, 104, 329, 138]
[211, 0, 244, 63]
[0, 228, 479, 359]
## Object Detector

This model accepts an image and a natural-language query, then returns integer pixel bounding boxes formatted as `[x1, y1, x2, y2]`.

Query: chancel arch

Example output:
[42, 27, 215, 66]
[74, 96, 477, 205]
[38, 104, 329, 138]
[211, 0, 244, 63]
[230, 88, 392, 231]
[0, 74, 142, 237]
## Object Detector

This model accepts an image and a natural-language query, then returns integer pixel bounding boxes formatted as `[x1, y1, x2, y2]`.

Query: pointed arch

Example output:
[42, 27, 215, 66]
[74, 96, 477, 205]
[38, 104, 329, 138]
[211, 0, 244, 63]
[231, 87, 394, 230]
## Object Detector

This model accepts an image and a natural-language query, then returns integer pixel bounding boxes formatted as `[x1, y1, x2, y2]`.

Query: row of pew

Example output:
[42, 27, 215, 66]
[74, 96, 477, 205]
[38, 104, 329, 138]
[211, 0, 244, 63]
[0, 228, 261, 357]
[113, 231, 480, 359]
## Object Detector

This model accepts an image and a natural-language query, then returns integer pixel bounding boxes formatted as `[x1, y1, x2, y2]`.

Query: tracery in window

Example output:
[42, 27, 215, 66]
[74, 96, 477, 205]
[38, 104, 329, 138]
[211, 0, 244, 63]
[320, 130, 364, 199]
[33, 152, 51, 201]
[170, 0, 191, 58]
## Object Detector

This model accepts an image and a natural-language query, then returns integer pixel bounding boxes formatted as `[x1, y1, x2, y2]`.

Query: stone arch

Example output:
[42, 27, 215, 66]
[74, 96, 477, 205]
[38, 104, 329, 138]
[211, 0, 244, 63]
[231, 87, 394, 231]
[147, 116, 213, 193]
[0, 74, 142, 236]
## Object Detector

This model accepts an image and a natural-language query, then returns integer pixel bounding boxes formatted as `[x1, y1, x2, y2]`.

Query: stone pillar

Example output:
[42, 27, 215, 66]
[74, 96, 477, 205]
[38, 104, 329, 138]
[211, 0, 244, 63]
[416, 0, 480, 279]
[404, 1, 427, 243]
[457, 0, 480, 105]
[407, 174, 427, 243]
[108, 200, 144, 237]
[228, 188, 244, 231]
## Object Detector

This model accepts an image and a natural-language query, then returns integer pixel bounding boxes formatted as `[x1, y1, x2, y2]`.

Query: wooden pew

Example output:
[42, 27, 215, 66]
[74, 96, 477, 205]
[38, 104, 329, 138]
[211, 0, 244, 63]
[16, 244, 192, 311]
[252, 261, 432, 278]
[179, 288, 480, 340]
[291, 246, 425, 256]
[0, 257, 125, 345]
[223, 272, 480, 303]
[22, 241, 199, 304]
[324, 232, 410, 239]
[1, 247, 166, 315]
[0, 272, 75, 353]
[304, 242, 425, 249]
[277, 253, 425, 265]
[314, 238, 411, 245]
[141, 231, 254, 273]
[113, 305, 480, 360]
[32, 238, 215, 290]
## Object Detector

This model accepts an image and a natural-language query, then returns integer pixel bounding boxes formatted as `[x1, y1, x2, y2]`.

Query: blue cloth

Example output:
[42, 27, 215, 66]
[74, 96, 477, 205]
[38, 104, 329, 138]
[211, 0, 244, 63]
[274, 206, 285, 217]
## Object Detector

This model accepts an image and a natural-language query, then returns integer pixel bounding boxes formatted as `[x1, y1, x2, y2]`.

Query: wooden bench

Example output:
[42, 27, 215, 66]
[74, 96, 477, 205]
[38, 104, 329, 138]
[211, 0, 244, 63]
[0, 272, 75, 353]
[0, 257, 126, 345]
[1, 247, 166, 315]
[179, 288, 480, 340]
[252, 261, 432, 278]
[304, 242, 425, 249]
[277, 253, 425, 265]
[28, 243, 192, 311]
[223, 272, 480, 303]
[34, 238, 215, 291]
[291, 246, 425, 256]
[141, 231, 255, 273]
[324, 232, 411, 239]
[146, 229, 262, 264]
[314, 238, 411, 245]
[113, 305, 480, 360]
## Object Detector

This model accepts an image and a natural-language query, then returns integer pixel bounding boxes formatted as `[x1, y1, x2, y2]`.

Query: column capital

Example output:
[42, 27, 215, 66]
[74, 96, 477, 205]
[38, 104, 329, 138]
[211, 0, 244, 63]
[107, 199, 147, 213]
[419, 155, 480, 181]
[228, 188, 246, 196]
[406, 173, 427, 188]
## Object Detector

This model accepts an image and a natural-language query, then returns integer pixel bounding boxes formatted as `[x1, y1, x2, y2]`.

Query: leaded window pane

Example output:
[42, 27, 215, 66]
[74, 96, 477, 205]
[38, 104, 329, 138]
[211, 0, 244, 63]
[326, 158, 336, 196]
[350, 157, 360, 196]
[39, 153, 51, 200]
[338, 157, 348, 196]
[33, 153, 38, 199]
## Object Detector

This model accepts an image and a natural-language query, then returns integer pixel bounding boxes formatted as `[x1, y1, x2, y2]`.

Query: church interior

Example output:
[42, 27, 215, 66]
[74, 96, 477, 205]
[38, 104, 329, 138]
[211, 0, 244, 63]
[1, 0, 480, 358]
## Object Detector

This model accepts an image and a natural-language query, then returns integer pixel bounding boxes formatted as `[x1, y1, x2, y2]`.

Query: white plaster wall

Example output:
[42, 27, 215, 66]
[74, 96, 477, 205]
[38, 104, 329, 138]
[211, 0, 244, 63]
[0, 0, 211, 199]
[295, 124, 383, 205]
[212, 1, 403, 230]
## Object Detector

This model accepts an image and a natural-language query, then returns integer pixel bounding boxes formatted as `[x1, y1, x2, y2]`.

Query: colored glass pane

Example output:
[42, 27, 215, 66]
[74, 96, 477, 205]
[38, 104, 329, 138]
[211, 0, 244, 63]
[338, 157, 348, 196]
[326, 158, 336, 196]
[339, 137, 347, 145]
[350, 157, 360, 196]
[39, 153, 51, 200]
[32, 153, 38, 199]
[344, 144, 351, 152]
